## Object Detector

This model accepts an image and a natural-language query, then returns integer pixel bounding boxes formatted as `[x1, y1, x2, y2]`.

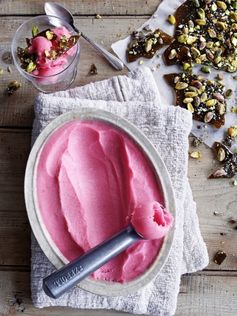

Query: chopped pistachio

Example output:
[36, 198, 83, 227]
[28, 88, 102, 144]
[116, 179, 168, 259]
[217, 147, 226, 162]
[183, 97, 194, 103]
[197, 8, 205, 20]
[215, 21, 227, 31]
[213, 92, 225, 102]
[185, 91, 198, 98]
[195, 19, 206, 26]
[225, 89, 233, 98]
[177, 34, 187, 44]
[192, 0, 200, 7]
[227, 126, 237, 138]
[32, 25, 39, 37]
[191, 47, 200, 57]
[145, 39, 153, 53]
[26, 61, 36, 73]
[206, 99, 217, 107]
[217, 103, 226, 115]
[183, 62, 191, 70]
[208, 28, 217, 38]
[230, 12, 237, 22]
[233, 180, 237, 186]
[175, 82, 188, 89]
[95, 14, 102, 19]
[187, 36, 197, 44]
[187, 103, 194, 113]
[190, 151, 201, 159]
[168, 49, 177, 59]
[45, 30, 54, 40]
[139, 60, 144, 65]
[204, 112, 214, 123]
[201, 92, 208, 102]
[216, 1, 227, 10]
[168, 15, 176, 25]
[201, 65, 211, 73]
[211, 3, 217, 11]
[231, 106, 237, 113]
[7, 80, 21, 96]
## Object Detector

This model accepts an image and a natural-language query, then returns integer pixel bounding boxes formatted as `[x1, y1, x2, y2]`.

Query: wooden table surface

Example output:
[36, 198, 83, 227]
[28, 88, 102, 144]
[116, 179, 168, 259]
[0, 1, 237, 315]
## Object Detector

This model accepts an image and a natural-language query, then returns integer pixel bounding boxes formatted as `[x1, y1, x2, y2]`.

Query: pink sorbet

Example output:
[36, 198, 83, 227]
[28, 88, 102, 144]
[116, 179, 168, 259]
[30, 26, 77, 79]
[36, 120, 173, 282]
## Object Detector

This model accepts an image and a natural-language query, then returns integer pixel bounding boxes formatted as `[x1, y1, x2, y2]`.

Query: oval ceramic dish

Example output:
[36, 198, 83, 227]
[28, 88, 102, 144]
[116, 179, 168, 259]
[24, 108, 176, 296]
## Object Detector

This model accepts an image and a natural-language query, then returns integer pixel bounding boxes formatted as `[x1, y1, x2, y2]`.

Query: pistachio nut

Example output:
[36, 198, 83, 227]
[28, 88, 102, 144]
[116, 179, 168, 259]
[144, 39, 153, 52]
[168, 15, 176, 25]
[175, 82, 189, 89]
[206, 99, 217, 107]
[204, 111, 214, 123]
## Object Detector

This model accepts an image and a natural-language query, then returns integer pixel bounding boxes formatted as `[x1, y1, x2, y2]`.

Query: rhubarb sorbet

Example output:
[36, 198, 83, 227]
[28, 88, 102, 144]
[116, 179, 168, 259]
[36, 120, 173, 282]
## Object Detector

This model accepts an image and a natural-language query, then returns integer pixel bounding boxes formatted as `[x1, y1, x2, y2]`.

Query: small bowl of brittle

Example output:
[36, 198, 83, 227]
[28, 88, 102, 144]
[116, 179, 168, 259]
[11, 15, 80, 93]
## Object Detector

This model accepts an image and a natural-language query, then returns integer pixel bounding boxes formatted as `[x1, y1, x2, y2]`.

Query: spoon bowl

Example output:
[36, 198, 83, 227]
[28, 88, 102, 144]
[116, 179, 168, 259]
[44, 2, 124, 70]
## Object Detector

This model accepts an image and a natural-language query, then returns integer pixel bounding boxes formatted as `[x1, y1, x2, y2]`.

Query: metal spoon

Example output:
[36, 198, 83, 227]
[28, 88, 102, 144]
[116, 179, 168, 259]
[43, 225, 143, 299]
[44, 2, 124, 70]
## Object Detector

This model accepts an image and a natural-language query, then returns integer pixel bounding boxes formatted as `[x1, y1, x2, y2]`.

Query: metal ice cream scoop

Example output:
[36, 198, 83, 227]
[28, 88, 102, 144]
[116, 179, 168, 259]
[44, 2, 124, 70]
[43, 225, 143, 299]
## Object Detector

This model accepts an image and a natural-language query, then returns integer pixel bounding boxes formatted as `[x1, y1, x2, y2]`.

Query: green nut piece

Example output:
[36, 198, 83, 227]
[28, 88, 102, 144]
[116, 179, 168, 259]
[168, 14, 176, 25]
[197, 8, 205, 19]
[26, 61, 36, 73]
[195, 19, 206, 26]
[183, 62, 191, 70]
[206, 99, 217, 107]
[183, 97, 194, 103]
[217, 148, 226, 162]
[175, 82, 189, 90]
[208, 28, 217, 38]
[215, 21, 227, 31]
[185, 91, 198, 98]
[145, 39, 153, 53]
[200, 92, 207, 102]
[225, 89, 233, 98]
[230, 12, 237, 21]
[187, 36, 197, 44]
[191, 47, 201, 57]
[177, 34, 187, 43]
[201, 65, 211, 73]
[211, 3, 217, 11]
[192, 0, 200, 7]
[216, 1, 227, 10]
[187, 103, 195, 113]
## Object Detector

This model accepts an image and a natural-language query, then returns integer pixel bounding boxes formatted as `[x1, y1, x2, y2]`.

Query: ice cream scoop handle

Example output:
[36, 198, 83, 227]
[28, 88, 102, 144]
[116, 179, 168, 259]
[43, 225, 142, 299]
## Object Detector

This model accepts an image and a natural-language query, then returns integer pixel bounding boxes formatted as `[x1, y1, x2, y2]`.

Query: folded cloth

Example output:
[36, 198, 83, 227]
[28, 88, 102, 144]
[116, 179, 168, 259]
[31, 67, 209, 316]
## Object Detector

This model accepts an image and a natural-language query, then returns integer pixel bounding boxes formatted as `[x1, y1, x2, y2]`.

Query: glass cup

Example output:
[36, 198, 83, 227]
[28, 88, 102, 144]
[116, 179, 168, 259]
[11, 15, 80, 93]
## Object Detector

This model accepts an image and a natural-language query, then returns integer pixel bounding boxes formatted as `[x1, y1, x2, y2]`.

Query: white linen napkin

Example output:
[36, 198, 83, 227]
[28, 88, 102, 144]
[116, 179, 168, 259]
[31, 67, 209, 316]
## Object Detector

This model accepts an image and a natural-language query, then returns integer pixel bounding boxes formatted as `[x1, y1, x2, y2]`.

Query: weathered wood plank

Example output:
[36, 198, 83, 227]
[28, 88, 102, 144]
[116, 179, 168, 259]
[0, 16, 146, 127]
[0, 271, 237, 316]
[0, 0, 160, 16]
[0, 130, 237, 270]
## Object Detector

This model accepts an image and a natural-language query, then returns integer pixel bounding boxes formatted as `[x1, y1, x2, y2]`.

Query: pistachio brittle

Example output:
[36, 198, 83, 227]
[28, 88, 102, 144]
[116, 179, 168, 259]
[164, 72, 227, 128]
[209, 142, 237, 178]
[164, 0, 237, 72]
[127, 28, 173, 62]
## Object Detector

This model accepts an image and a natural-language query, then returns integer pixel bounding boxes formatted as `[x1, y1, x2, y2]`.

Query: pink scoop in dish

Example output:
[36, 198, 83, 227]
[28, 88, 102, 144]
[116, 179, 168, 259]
[24, 109, 176, 298]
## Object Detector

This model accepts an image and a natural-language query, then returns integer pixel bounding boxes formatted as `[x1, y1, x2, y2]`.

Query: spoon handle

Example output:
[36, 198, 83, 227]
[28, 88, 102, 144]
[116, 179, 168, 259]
[43, 225, 141, 299]
[80, 32, 124, 71]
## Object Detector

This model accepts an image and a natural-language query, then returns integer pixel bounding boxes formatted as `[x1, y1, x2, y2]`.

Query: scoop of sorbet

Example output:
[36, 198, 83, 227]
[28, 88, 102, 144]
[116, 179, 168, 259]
[131, 201, 173, 240]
